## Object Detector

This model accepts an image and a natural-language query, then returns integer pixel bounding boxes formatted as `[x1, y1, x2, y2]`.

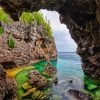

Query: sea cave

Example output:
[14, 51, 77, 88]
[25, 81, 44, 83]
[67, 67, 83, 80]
[0, 0, 100, 100]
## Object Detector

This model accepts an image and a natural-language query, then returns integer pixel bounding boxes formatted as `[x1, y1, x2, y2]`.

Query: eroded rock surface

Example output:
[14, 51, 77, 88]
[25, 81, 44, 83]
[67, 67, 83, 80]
[0, 65, 16, 100]
[0, 0, 99, 79]
[0, 21, 57, 68]
[68, 89, 93, 100]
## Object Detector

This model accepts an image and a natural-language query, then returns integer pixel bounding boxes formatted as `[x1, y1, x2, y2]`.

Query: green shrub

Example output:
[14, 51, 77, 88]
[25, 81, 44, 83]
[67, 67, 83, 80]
[33, 12, 53, 37]
[0, 26, 4, 34]
[0, 8, 53, 38]
[20, 11, 53, 37]
[0, 8, 11, 23]
[20, 12, 34, 24]
[8, 33, 15, 48]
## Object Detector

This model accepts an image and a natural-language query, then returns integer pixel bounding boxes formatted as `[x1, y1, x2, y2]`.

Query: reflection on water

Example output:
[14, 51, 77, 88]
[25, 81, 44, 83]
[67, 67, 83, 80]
[51, 53, 100, 100]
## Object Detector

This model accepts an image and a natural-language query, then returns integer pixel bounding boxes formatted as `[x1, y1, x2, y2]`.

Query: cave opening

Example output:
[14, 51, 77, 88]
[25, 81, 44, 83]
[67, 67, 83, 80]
[0, 0, 100, 99]
[40, 9, 77, 53]
[40, 9, 85, 99]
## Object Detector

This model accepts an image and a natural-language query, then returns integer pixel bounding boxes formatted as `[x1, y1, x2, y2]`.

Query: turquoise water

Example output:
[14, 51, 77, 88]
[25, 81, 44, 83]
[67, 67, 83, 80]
[57, 52, 83, 78]
[52, 52, 84, 99]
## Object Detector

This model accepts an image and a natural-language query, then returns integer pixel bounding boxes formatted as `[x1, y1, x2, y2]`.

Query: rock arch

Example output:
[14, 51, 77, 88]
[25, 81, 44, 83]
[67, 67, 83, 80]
[0, 0, 100, 79]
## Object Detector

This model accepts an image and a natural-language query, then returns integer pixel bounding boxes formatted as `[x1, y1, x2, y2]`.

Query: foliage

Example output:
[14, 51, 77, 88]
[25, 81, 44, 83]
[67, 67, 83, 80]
[20, 12, 34, 24]
[8, 33, 15, 48]
[84, 75, 100, 100]
[0, 8, 11, 23]
[0, 8, 53, 37]
[20, 12, 53, 37]
[0, 26, 4, 34]
[33, 12, 53, 37]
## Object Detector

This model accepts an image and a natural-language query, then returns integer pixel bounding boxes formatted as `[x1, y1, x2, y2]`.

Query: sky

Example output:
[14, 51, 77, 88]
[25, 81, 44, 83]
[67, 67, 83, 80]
[40, 10, 77, 52]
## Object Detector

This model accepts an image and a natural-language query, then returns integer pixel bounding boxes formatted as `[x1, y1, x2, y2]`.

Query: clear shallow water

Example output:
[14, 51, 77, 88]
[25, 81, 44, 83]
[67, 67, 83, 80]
[15, 52, 100, 99]
[52, 52, 84, 99]
[57, 52, 83, 78]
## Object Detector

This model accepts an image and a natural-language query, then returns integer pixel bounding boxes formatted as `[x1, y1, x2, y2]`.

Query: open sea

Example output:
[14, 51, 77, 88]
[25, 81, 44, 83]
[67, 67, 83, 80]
[52, 52, 84, 99]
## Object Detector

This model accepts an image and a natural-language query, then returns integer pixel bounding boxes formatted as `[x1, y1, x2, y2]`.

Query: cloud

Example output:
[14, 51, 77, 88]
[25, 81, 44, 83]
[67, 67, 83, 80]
[40, 10, 67, 32]
[54, 31, 77, 52]
[40, 9, 77, 52]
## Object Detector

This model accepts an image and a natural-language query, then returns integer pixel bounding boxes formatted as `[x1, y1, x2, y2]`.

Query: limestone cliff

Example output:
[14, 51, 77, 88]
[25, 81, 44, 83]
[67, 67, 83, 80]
[0, 21, 57, 68]
[0, 0, 99, 80]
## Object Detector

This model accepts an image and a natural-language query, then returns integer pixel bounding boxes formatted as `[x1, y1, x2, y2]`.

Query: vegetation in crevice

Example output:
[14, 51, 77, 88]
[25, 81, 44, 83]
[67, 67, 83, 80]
[20, 12, 34, 24]
[33, 12, 53, 37]
[0, 8, 12, 23]
[8, 33, 15, 48]
[20, 12, 53, 37]
[0, 26, 4, 35]
[0, 8, 53, 38]
[0, 8, 53, 37]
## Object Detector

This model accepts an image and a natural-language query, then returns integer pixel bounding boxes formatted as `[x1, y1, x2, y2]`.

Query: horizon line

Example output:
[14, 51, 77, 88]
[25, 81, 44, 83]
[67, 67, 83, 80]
[58, 52, 76, 53]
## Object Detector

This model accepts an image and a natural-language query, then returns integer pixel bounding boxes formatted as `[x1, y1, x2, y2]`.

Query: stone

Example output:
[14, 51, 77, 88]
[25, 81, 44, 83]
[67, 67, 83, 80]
[44, 63, 57, 76]
[0, 21, 57, 68]
[22, 86, 47, 100]
[28, 70, 48, 89]
[68, 89, 93, 100]
[52, 77, 58, 85]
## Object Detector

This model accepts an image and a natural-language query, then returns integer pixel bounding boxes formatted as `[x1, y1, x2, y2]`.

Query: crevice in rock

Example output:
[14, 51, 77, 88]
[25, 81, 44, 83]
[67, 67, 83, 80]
[0, 65, 16, 100]
[1, 61, 16, 69]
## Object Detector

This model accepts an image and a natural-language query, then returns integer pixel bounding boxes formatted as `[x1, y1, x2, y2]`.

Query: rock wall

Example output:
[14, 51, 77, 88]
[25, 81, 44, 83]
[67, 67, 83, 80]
[0, 21, 57, 68]
[0, 0, 99, 80]
[59, 0, 100, 80]
[0, 65, 16, 100]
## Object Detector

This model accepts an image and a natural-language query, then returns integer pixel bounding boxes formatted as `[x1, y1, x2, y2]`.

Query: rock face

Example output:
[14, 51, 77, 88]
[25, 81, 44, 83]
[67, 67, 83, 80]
[0, 21, 57, 67]
[68, 89, 93, 100]
[0, 65, 16, 100]
[0, 0, 99, 80]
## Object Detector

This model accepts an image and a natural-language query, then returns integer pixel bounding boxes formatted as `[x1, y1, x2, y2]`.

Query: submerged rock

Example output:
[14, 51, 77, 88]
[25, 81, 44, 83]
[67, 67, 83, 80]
[22, 88, 37, 97]
[52, 77, 58, 85]
[22, 70, 51, 100]
[23, 82, 32, 90]
[28, 70, 48, 89]
[22, 87, 47, 100]
[68, 89, 93, 100]
[43, 63, 57, 76]
[28, 70, 40, 78]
